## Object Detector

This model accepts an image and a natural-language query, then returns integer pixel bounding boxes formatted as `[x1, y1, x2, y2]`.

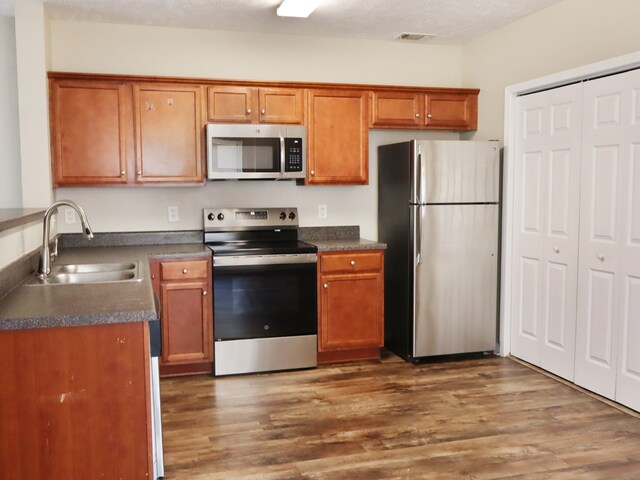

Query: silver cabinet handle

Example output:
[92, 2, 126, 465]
[310, 170, 315, 176]
[120, 170, 126, 175]
[427, 113, 433, 118]
[137, 170, 142, 176]
[597, 253, 605, 261]
[261, 108, 266, 115]
[415, 113, 420, 118]
[247, 108, 252, 114]
[553, 247, 560, 253]
[182, 268, 188, 274]
[350, 260, 356, 266]
[203, 290, 207, 296]
[323, 283, 328, 289]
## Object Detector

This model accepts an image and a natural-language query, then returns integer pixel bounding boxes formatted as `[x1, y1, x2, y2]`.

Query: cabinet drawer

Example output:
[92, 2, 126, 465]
[320, 251, 383, 274]
[160, 259, 210, 280]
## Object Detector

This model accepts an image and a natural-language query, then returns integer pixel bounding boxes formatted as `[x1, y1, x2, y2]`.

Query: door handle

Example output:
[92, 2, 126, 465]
[416, 206, 422, 265]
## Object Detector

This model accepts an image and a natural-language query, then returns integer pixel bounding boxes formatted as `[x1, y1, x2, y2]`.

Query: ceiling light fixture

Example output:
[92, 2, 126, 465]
[277, 0, 322, 18]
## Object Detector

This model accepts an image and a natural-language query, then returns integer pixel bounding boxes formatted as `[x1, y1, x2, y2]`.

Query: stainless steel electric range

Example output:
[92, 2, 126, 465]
[203, 207, 318, 376]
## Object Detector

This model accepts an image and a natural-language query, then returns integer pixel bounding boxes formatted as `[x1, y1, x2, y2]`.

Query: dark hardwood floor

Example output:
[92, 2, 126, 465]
[160, 354, 640, 479]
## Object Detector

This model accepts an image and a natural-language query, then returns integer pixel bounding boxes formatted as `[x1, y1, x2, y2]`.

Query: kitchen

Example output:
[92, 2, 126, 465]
[1, 0, 640, 478]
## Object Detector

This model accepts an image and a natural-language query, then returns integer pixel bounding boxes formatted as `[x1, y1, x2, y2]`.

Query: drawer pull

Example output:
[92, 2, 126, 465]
[182, 268, 188, 274]
[553, 247, 560, 253]
[203, 290, 208, 296]
[350, 260, 356, 266]
[415, 113, 420, 118]
[597, 253, 605, 261]
[323, 283, 328, 289]
[427, 113, 433, 118]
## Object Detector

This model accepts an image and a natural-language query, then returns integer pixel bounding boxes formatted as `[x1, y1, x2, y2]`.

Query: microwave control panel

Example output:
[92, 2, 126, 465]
[284, 138, 304, 172]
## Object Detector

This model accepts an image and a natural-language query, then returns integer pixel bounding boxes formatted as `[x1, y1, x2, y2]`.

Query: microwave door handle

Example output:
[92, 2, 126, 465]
[280, 136, 286, 175]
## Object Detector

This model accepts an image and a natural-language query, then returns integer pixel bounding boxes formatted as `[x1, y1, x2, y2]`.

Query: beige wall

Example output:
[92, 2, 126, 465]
[462, 0, 640, 141]
[50, 21, 464, 239]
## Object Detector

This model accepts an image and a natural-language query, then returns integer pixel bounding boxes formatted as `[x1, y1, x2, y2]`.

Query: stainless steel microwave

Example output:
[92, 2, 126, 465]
[206, 124, 306, 180]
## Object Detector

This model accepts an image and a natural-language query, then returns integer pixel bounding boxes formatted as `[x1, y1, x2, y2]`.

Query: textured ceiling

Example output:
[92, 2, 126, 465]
[1, 0, 563, 44]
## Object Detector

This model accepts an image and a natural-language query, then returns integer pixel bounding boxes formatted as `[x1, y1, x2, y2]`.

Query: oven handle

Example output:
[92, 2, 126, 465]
[213, 253, 317, 267]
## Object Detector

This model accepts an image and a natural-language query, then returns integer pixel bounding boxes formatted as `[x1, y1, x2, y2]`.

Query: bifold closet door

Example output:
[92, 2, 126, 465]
[575, 68, 640, 410]
[511, 83, 582, 380]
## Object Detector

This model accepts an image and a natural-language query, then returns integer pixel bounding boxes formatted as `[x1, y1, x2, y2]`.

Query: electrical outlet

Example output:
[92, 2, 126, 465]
[64, 208, 76, 224]
[318, 204, 328, 219]
[168, 206, 180, 222]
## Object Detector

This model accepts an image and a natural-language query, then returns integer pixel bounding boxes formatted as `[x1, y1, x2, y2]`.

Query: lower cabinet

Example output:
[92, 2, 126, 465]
[317, 250, 384, 363]
[150, 257, 213, 377]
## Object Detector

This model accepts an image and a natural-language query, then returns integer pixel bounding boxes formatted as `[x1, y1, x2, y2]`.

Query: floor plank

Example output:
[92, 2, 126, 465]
[160, 355, 640, 479]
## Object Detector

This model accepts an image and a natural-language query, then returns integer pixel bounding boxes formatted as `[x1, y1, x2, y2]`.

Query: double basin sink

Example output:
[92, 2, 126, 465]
[26, 262, 142, 286]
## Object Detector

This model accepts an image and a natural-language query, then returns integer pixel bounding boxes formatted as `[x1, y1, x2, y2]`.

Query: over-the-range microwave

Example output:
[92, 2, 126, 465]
[206, 123, 305, 180]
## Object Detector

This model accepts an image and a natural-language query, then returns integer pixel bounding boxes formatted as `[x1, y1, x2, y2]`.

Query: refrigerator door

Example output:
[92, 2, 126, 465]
[413, 204, 499, 357]
[415, 140, 500, 204]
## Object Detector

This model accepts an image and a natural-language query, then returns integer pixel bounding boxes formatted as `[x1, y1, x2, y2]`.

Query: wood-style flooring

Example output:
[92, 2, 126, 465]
[160, 354, 640, 479]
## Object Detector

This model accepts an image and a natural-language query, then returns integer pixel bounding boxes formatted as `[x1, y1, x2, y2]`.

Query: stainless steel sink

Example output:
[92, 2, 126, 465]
[26, 262, 142, 286]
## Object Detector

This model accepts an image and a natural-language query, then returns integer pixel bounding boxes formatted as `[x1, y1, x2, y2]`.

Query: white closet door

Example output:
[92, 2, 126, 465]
[615, 69, 640, 411]
[575, 69, 640, 404]
[511, 84, 582, 380]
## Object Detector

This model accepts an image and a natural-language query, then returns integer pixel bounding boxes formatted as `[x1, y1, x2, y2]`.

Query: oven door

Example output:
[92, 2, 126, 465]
[212, 254, 317, 340]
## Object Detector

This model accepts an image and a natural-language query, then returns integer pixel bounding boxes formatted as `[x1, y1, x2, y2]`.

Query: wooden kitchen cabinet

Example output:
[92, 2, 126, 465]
[133, 84, 204, 183]
[307, 89, 369, 185]
[150, 257, 214, 376]
[317, 250, 384, 363]
[49, 79, 132, 186]
[370, 89, 478, 131]
[207, 85, 304, 124]
[0, 322, 153, 479]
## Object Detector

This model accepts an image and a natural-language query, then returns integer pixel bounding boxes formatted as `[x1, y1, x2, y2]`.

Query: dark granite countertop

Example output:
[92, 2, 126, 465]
[0, 244, 210, 331]
[306, 238, 386, 252]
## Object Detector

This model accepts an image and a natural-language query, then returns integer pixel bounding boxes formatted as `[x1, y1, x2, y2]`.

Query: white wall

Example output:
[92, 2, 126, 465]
[462, 0, 640, 141]
[0, 16, 22, 208]
[50, 21, 464, 239]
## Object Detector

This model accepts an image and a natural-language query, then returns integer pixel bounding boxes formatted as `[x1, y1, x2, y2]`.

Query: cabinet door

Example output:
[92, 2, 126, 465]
[160, 279, 212, 365]
[207, 86, 258, 123]
[370, 91, 423, 127]
[318, 272, 384, 352]
[134, 84, 204, 183]
[510, 83, 582, 381]
[424, 92, 477, 130]
[50, 80, 130, 185]
[307, 89, 369, 185]
[259, 88, 304, 124]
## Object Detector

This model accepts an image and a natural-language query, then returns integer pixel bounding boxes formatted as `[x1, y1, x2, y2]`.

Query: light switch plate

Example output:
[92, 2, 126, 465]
[318, 204, 327, 219]
[64, 208, 76, 224]
[168, 206, 179, 222]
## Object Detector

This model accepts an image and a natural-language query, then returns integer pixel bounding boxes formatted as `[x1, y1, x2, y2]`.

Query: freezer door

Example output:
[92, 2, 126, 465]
[413, 204, 499, 357]
[415, 140, 500, 204]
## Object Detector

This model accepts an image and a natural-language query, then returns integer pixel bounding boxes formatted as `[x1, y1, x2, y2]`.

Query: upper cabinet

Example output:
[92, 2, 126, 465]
[206, 86, 304, 124]
[133, 84, 204, 183]
[50, 80, 131, 186]
[49, 76, 205, 186]
[370, 89, 478, 131]
[307, 89, 369, 185]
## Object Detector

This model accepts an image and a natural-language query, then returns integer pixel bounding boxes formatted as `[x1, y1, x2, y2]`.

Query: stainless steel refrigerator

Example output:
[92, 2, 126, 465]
[378, 140, 500, 361]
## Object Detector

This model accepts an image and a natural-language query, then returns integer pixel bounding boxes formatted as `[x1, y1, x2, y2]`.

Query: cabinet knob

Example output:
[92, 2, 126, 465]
[597, 253, 605, 261]
[151, 274, 155, 280]
[415, 113, 420, 118]
[350, 260, 356, 266]
[323, 283, 328, 289]
[553, 247, 560, 253]
[427, 113, 433, 118]
[247, 108, 252, 114]
[120, 170, 126, 176]
[182, 268, 188, 274]
[261, 108, 266, 115]
[310, 170, 315, 176]
[203, 290, 208, 296]
[137, 170, 142, 176]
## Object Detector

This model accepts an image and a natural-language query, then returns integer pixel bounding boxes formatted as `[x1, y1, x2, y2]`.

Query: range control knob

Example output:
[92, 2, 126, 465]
[279, 211, 287, 221]
[207, 213, 215, 221]
[217, 213, 225, 221]
[289, 212, 296, 220]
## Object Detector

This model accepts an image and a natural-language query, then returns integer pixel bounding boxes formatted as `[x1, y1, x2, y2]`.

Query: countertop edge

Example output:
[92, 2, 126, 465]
[0, 209, 45, 234]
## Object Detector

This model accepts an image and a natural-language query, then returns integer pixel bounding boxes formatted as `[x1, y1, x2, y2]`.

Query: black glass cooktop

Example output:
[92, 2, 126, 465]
[206, 240, 317, 257]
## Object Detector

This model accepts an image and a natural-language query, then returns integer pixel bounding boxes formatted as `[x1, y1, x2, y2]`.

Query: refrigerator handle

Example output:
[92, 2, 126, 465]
[416, 205, 422, 265]
[414, 148, 423, 204]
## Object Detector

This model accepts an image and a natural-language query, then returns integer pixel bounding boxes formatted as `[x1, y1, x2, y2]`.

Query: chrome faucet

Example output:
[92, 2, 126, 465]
[37, 200, 94, 278]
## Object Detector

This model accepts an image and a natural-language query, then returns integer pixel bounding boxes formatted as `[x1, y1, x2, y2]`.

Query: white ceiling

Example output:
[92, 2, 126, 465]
[1, 0, 562, 45]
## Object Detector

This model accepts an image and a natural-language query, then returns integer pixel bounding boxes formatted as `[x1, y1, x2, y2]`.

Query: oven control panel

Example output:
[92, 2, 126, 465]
[204, 207, 299, 231]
